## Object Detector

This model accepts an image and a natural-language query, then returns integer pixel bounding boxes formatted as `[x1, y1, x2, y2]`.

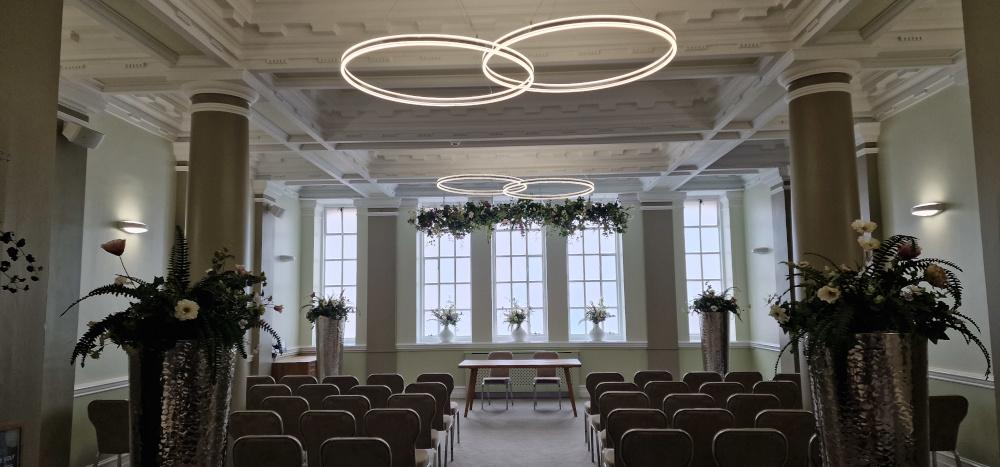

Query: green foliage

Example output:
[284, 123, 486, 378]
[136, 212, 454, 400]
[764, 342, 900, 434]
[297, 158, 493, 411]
[408, 198, 630, 238]
[304, 290, 354, 323]
[167, 226, 190, 292]
[690, 284, 741, 319]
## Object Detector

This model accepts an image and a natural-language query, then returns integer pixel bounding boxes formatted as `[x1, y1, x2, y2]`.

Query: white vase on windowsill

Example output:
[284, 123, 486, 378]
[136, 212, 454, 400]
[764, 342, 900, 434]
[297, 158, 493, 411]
[438, 325, 454, 344]
[511, 324, 528, 343]
[589, 323, 605, 342]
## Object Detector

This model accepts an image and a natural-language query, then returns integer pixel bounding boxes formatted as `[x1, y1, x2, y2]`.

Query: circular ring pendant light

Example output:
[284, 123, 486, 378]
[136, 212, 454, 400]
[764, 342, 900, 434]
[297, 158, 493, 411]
[502, 177, 595, 200]
[481, 15, 678, 93]
[341, 34, 535, 107]
[436, 174, 528, 196]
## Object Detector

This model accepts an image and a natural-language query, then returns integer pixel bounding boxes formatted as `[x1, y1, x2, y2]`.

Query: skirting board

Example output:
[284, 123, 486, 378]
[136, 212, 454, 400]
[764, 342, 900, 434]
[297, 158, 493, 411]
[934, 452, 988, 467]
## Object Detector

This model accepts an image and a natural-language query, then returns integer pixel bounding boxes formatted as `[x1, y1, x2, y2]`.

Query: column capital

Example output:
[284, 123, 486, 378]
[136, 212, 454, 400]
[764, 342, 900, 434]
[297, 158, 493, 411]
[778, 59, 861, 89]
[779, 60, 860, 103]
[854, 121, 882, 147]
[181, 80, 259, 104]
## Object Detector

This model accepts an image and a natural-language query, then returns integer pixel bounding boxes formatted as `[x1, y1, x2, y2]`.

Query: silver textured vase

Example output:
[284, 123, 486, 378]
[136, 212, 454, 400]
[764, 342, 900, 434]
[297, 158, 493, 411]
[316, 316, 345, 379]
[700, 312, 730, 374]
[128, 341, 235, 467]
[808, 333, 929, 467]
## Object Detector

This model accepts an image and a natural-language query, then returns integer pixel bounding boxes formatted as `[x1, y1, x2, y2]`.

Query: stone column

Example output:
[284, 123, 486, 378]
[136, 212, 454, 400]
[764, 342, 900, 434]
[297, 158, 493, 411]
[174, 161, 189, 232]
[640, 197, 682, 374]
[779, 60, 862, 409]
[855, 122, 883, 231]
[362, 201, 400, 374]
[182, 81, 257, 410]
[768, 171, 798, 373]
[545, 227, 569, 343]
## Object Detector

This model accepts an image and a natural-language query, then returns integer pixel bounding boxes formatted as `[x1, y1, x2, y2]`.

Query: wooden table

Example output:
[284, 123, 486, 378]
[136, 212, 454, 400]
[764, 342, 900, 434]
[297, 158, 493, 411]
[459, 358, 583, 417]
[271, 355, 317, 381]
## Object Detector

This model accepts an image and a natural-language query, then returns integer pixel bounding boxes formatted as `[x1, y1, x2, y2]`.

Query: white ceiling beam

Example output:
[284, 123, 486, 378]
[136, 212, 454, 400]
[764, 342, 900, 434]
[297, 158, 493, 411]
[132, 0, 242, 67]
[70, 0, 181, 65]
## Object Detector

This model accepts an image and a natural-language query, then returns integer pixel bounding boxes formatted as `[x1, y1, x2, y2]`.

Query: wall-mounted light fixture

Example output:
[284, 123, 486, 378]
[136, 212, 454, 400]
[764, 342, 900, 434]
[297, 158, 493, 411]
[911, 202, 947, 217]
[117, 220, 149, 234]
[752, 247, 773, 255]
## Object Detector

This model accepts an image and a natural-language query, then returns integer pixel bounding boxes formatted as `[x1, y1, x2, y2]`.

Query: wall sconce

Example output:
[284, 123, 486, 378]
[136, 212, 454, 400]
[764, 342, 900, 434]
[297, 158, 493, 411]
[752, 247, 772, 254]
[911, 202, 947, 217]
[117, 220, 149, 234]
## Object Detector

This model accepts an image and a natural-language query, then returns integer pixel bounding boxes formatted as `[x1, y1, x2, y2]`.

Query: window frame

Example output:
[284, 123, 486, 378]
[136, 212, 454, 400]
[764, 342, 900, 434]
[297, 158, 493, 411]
[683, 197, 727, 341]
[320, 206, 359, 346]
[566, 225, 626, 341]
[417, 232, 473, 343]
[491, 223, 548, 342]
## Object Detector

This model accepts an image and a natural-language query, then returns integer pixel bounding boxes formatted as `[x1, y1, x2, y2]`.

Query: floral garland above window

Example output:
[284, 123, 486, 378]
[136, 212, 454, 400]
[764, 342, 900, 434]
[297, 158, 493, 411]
[408, 198, 630, 238]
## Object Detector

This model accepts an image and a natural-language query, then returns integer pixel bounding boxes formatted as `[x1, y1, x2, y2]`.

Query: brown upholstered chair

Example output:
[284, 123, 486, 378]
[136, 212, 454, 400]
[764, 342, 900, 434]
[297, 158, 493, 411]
[672, 408, 735, 467]
[699, 382, 744, 408]
[532, 351, 563, 410]
[320, 437, 392, 467]
[87, 399, 129, 467]
[229, 410, 284, 439]
[247, 384, 293, 410]
[322, 395, 371, 435]
[724, 371, 763, 391]
[295, 383, 341, 409]
[299, 410, 357, 467]
[417, 373, 460, 444]
[619, 428, 693, 467]
[246, 375, 277, 402]
[349, 384, 393, 409]
[232, 435, 306, 467]
[714, 428, 788, 467]
[405, 381, 452, 462]
[773, 373, 801, 389]
[322, 375, 361, 394]
[643, 381, 691, 410]
[280, 375, 319, 393]
[368, 373, 406, 394]
[633, 370, 673, 389]
[585, 372, 626, 455]
[756, 409, 815, 467]
[809, 434, 822, 467]
[604, 408, 668, 467]
[682, 371, 722, 392]
[388, 394, 437, 450]
[262, 396, 310, 440]
[597, 391, 650, 457]
[481, 351, 514, 410]
[930, 395, 969, 467]
[726, 393, 781, 428]
[661, 393, 716, 427]
[365, 408, 425, 467]
[754, 380, 801, 409]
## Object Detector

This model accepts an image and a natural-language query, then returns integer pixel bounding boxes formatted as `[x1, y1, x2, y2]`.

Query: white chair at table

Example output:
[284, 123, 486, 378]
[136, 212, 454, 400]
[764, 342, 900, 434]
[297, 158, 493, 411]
[532, 351, 562, 410]
[481, 351, 514, 410]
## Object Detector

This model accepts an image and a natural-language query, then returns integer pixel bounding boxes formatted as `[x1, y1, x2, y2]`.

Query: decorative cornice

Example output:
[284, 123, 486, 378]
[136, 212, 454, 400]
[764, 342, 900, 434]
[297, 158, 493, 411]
[181, 81, 259, 104]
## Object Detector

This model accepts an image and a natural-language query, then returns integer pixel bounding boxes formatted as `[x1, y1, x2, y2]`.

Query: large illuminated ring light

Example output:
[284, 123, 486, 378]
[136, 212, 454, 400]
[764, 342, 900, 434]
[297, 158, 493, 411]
[341, 34, 535, 107]
[436, 174, 527, 196]
[481, 15, 678, 93]
[502, 177, 595, 200]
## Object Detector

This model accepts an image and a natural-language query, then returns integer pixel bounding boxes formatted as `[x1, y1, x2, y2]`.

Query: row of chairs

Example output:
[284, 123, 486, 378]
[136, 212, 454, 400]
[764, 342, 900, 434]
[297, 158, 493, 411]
[608, 424, 808, 467]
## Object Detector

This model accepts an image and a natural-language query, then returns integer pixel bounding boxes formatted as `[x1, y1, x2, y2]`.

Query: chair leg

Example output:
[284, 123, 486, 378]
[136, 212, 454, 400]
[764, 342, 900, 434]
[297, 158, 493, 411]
[457, 413, 461, 443]
[95, 452, 101, 467]
[117, 454, 123, 467]
[590, 425, 595, 463]
[954, 451, 962, 467]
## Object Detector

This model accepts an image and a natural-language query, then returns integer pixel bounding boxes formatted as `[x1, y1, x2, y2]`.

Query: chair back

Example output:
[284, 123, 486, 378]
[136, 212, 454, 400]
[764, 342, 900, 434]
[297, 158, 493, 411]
[262, 396, 310, 440]
[322, 395, 371, 434]
[348, 385, 393, 409]
[662, 393, 716, 427]
[643, 381, 690, 409]
[682, 371, 723, 391]
[322, 375, 361, 394]
[388, 393, 437, 449]
[753, 380, 801, 409]
[246, 375, 277, 401]
[756, 409, 816, 467]
[672, 408, 735, 467]
[364, 408, 420, 467]
[606, 408, 667, 465]
[280, 375, 319, 392]
[726, 394, 781, 428]
[87, 400, 129, 455]
[773, 373, 801, 389]
[295, 384, 341, 409]
[487, 351, 514, 377]
[699, 381, 745, 408]
[247, 384, 293, 410]
[929, 395, 969, 451]
[724, 371, 763, 391]
[229, 410, 284, 440]
[714, 428, 788, 467]
[533, 351, 559, 377]
[416, 373, 455, 395]
[320, 437, 392, 467]
[300, 410, 357, 467]
[405, 382, 448, 430]
[634, 370, 673, 388]
[367, 373, 406, 394]
[619, 429, 693, 467]
[593, 381, 639, 416]
[809, 434, 822, 467]
[232, 435, 306, 467]
[585, 372, 625, 412]
[598, 391, 650, 429]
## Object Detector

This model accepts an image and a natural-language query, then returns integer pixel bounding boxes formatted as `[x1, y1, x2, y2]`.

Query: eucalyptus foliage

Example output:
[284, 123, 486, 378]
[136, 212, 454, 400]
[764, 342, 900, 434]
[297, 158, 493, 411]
[408, 198, 630, 238]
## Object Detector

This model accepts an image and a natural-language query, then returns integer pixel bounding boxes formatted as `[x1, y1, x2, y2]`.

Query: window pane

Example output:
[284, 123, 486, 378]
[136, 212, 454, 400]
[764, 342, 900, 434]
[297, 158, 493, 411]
[687, 281, 704, 306]
[424, 285, 438, 309]
[570, 308, 586, 335]
[568, 255, 584, 281]
[511, 234, 526, 255]
[584, 255, 600, 280]
[495, 231, 510, 255]
[341, 286, 357, 305]
[342, 261, 357, 285]
[456, 314, 471, 337]
[528, 257, 544, 282]
[601, 282, 619, 306]
[605, 309, 620, 334]
[685, 254, 702, 279]
[325, 261, 342, 286]
[456, 258, 471, 283]
[423, 236, 439, 257]
[700, 201, 718, 226]
[440, 284, 456, 304]
[456, 284, 471, 309]
[683, 201, 701, 226]
[326, 209, 342, 232]
[343, 235, 358, 259]
[585, 282, 601, 305]
[342, 209, 358, 233]
[511, 282, 528, 305]
[511, 257, 527, 282]
[700, 228, 720, 253]
[567, 233, 583, 254]
[527, 230, 543, 255]
[702, 254, 722, 279]
[601, 255, 617, 281]
[440, 258, 455, 283]
[528, 283, 544, 308]
[325, 236, 342, 258]
[569, 282, 585, 307]
[529, 310, 544, 335]
[496, 284, 512, 308]
[455, 236, 470, 257]
[439, 235, 454, 257]
[424, 259, 438, 284]
[599, 233, 616, 254]
[583, 230, 599, 254]
[495, 257, 511, 282]
[684, 228, 701, 253]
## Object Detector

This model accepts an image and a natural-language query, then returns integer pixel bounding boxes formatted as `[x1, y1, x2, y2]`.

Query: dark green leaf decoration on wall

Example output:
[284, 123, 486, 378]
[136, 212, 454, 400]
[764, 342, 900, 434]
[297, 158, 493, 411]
[408, 198, 631, 238]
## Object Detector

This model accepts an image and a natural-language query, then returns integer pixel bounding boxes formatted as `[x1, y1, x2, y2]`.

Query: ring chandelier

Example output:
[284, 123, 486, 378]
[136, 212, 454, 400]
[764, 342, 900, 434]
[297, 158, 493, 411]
[436, 174, 595, 200]
[340, 15, 678, 106]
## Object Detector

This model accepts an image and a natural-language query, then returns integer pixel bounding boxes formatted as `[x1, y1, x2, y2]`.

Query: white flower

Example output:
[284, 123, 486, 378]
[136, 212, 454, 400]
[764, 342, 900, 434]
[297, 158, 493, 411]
[174, 299, 200, 321]
[114, 276, 131, 286]
[817, 285, 842, 304]
[851, 219, 878, 234]
[900, 285, 924, 302]
[238, 319, 248, 328]
[769, 304, 789, 324]
[709, 305, 719, 312]
[857, 236, 881, 251]
[235, 264, 248, 275]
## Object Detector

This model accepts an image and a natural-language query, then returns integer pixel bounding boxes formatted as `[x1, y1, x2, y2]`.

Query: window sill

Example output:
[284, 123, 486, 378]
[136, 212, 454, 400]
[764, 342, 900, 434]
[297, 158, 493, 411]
[396, 341, 648, 351]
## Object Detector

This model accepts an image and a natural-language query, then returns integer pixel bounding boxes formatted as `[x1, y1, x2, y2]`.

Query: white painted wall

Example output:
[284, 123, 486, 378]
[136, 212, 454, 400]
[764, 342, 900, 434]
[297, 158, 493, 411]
[743, 182, 780, 347]
[268, 191, 302, 347]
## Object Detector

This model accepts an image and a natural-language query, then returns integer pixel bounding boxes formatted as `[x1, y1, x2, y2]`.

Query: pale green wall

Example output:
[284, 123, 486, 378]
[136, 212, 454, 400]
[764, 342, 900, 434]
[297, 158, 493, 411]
[70, 387, 130, 467]
[269, 191, 302, 349]
[742, 183, 780, 348]
[879, 84, 998, 465]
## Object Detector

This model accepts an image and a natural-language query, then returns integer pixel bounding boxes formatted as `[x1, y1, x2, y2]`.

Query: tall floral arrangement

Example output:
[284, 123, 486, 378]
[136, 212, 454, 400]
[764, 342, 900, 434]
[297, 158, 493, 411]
[768, 220, 990, 375]
[409, 198, 630, 238]
[503, 298, 529, 329]
[582, 298, 614, 324]
[690, 284, 741, 318]
[1, 230, 43, 294]
[431, 302, 462, 327]
[64, 228, 282, 372]
[304, 290, 354, 323]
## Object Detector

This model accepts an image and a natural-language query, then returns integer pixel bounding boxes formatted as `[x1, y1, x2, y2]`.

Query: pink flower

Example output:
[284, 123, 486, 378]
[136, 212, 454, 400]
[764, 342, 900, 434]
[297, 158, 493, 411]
[897, 242, 921, 260]
[101, 239, 126, 256]
[924, 264, 949, 288]
[274, 305, 284, 313]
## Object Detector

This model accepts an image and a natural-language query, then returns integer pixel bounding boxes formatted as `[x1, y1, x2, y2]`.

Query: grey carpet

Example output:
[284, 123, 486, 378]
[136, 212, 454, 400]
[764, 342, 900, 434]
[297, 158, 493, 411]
[448, 397, 593, 467]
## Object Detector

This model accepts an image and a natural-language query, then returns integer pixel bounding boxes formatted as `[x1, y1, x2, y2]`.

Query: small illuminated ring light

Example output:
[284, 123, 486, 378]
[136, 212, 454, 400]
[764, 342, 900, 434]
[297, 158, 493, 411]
[117, 220, 149, 234]
[911, 202, 946, 217]
[481, 15, 678, 93]
[502, 177, 595, 200]
[341, 34, 536, 107]
[436, 174, 527, 196]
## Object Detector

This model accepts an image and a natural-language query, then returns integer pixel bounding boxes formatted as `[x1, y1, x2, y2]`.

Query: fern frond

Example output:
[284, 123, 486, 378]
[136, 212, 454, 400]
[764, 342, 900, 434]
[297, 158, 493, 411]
[167, 226, 190, 292]
[61, 284, 143, 317]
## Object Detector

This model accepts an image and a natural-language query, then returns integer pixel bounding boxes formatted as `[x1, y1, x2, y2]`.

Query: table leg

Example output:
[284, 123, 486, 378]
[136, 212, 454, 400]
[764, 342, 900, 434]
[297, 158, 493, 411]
[564, 367, 578, 417]
[464, 368, 478, 417]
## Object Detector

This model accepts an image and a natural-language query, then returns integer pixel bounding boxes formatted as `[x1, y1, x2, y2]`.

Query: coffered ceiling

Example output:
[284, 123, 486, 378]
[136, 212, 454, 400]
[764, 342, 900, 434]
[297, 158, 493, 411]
[58, 0, 968, 199]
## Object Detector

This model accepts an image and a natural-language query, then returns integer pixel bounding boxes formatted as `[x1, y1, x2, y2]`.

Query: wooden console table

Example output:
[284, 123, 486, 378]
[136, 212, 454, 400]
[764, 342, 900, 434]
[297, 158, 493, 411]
[271, 355, 316, 381]
[458, 358, 583, 417]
